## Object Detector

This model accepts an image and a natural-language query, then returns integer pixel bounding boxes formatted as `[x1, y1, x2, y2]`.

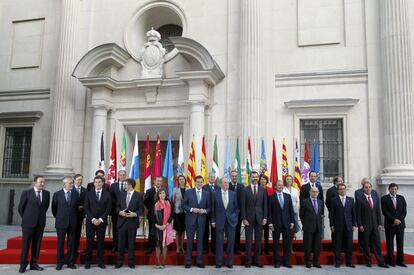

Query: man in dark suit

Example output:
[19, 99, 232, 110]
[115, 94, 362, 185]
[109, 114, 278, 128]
[381, 183, 407, 267]
[73, 174, 86, 262]
[182, 175, 211, 268]
[18, 175, 50, 273]
[268, 180, 295, 268]
[300, 171, 324, 202]
[328, 183, 356, 268]
[241, 170, 267, 268]
[109, 169, 127, 252]
[143, 176, 163, 254]
[229, 170, 244, 254]
[52, 176, 79, 270]
[86, 170, 108, 191]
[299, 186, 324, 268]
[115, 178, 144, 269]
[202, 172, 220, 254]
[355, 181, 388, 268]
[325, 176, 343, 212]
[84, 176, 112, 269]
[211, 177, 238, 268]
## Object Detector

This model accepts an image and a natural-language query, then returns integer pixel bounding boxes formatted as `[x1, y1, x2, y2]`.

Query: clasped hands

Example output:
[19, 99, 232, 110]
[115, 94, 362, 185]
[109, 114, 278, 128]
[192, 208, 207, 214]
[119, 209, 137, 218]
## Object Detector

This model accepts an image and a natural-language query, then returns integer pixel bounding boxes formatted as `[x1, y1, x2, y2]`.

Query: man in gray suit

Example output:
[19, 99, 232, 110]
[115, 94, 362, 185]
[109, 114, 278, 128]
[241, 171, 267, 268]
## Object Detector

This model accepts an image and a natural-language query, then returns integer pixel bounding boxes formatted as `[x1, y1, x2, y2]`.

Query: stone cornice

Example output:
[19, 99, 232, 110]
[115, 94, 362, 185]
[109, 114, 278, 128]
[0, 88, 50, 101]
[0, 111, 43, 122]
[284, 98, 359, 109]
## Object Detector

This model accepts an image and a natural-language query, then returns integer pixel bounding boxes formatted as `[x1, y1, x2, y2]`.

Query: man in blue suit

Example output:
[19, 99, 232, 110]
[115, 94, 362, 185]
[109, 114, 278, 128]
[182, 175, 211, 268]
[211, 177, 238, 268]
[52, 176, 79, 270]
[328, 183, 356, 268]
[268, 180, 295, 268]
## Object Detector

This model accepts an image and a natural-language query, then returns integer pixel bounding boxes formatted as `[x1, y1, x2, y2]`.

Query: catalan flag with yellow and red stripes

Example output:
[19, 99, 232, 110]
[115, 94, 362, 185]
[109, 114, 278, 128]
[281, 138, 289, 180]
[293, 139, 302, 190]
[187, 136, 197, 188]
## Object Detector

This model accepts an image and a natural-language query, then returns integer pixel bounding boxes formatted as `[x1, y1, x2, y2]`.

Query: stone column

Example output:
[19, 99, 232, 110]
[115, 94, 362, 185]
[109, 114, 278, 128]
[46, 0, 81, 174]
[379, 0, 414, 178]
[240, 0, 263, 166]
[90, 106, 108, 178]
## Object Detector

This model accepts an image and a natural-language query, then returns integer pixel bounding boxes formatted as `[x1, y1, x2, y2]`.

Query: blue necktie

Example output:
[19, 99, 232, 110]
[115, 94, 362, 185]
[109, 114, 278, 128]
[197, 190, 201, 204]
[66, 191, 71, 203]
[96, 191, 100, 202]
[313, 199, 318, 213]
[278, 193, 284, 208]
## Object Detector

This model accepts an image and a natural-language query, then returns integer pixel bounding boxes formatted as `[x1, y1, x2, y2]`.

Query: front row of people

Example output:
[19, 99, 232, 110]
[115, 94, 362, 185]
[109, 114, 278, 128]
[18, 173, 407, 272]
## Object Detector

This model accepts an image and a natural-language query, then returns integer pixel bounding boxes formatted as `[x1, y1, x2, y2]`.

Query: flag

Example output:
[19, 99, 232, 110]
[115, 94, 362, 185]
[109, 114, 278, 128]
[98, 131, 105, 171]
[301, 139, 311, 185]
[212, 135, 220, 186]
[130, 133, 140, 192]
[311, 141, 320, 185]
[224, 137, 231, 181]
[234, 137, 242, 183]
[107, 133, 117, 185]
[186, 136, 197, 188]
[143, 134, 151, 193]
[177, 134, 184, 175]
[245, 137, 252, 186]
[270, 138, 278, 188]
[293, 139, 302, 190]
[119, 133, 127, 170]
[260, 138, 268, 177]
[281, 138, 289, 180]
[152, 134, 162, 177]
[163, 135, 174, 200]
[200, 136, 207, 182]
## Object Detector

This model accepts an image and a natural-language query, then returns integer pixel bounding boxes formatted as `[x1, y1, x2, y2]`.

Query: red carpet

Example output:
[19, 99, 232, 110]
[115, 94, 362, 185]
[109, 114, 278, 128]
[1, 236, 413, 265]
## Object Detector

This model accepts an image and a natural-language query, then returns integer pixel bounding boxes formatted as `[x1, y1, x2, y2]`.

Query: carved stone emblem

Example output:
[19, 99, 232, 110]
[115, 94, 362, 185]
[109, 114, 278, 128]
[138, 28, 166, 78]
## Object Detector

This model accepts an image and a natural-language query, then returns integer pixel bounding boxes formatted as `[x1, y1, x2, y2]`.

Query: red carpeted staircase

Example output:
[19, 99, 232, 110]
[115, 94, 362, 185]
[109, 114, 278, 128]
[1, 236, 413, 265]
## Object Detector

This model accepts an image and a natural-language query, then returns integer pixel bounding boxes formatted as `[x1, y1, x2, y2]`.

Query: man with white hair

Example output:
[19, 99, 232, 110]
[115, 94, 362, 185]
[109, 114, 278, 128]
[202, 171, 220, 254]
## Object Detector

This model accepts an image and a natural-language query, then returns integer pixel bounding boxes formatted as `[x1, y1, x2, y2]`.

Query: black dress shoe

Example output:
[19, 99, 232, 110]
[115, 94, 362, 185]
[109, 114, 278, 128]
[313, 264, 322, 268]
[18, 266, 26, 273]
[397, 263, 407, 267]
[346, 263, 355, 268]
[185, 264, 191, 268]
[56, 264, 63, 270]
[366, 262, 372, 267]
[128, 264, 135, 269]
[253, 263, 264, 268]
[379, 263, 389, 268]
[283, 264, 292, 268]
[389, 263, 396, 267]
[67, 264, 77, 269]
[98, 264, 106, 269]
[196, 263, 205, 268]
[226, 264, 233, 268]
[245, 263, 251, 268]
[305, 264, 312, 268]
[335, 263, 340, 268]
[84, 264, 91, 269]
[114, 264, 122, 269]
[30, 265, 44, 271]
[274, 263, 281, 268]
[215, 264, 222, 268]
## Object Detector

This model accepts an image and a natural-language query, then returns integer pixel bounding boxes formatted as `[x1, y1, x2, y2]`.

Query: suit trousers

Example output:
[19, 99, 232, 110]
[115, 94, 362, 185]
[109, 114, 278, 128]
[186, 223, 205, 265]
[20, 226, 44, 266]
[111, 214, 118, 250]
[85, 222, 107, 264]
[74, 215, 84, 261]
[303, 230, 321, 265]
[117, 224, 138, 265]
[245, 219, 263, 264]
[360, 227, 385, 265]
[56, 225, 76, 265]
[272, 226, 292, 265]
[234, 212, 242, 252]
[385, 225, 405, 265]
[215, 222, 236, 266]
[333, 229, 353, 264]
[203, 214, 215, 253]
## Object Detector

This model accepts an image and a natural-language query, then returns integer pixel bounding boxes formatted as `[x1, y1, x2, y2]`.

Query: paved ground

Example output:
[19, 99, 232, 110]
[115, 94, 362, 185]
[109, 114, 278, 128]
[1, 225, 413, 274]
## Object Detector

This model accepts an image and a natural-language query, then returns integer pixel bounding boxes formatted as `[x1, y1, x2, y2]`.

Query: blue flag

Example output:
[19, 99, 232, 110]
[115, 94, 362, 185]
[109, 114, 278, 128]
[224, 137, 231, 181]
[162, 135, 174, 200]
[311, 142, 320, 185]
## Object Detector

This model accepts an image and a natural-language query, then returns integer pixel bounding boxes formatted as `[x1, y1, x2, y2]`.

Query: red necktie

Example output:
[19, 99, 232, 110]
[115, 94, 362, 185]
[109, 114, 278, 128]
[368, 195, 373, 209]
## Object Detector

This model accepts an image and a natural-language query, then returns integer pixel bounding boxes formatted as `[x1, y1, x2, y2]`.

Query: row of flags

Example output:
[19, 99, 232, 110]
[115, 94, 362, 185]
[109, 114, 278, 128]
[98, 133, 322, 193]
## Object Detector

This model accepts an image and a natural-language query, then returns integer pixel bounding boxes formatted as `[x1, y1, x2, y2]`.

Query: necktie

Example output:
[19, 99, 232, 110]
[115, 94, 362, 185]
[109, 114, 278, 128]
[392, 195, 397, 209]
[126, 192, 131, 207]
[278, 193, 284, 208]
[223, 191, 228, 209]
[96, 191, 100, 202]
[66, 191, 71, 203]
[313, 199, 318, 213]
[368, 195, 373, 209]
[233, 184, 237, 192]
[210, 184, 214, 191]
[77, 188, 81, 195]
[253, 185, 257, 198]
[120, 182, 123, 192]
[197, 190, 201, 204]
[36, 191, 41, 203]
[341, 197, 346, 207]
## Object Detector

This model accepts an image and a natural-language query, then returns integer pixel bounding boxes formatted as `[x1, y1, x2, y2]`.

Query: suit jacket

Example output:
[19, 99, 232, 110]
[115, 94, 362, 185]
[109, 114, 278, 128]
[52, 189, 79, 229]
[268, 192, 295, 229]
[354, 188, 378, 200]
[116, 191, 144, 229]
[172, 187, 187, 214]
[18, 188, 50, 228]
[355, 193, 382, 230]
[74, 186, 87, 219]
[241, 184, 268, 224]
[229, 182, 244, 211]
[211, 190, 238, 229]
[300, 183, 324, 202]
[325, 185, 338, 211]
[182, 188, 211, 226]
[110, 182, 124, 215]
[144, 186, 157, 219]
[328, 196, 356, 231]
[299, 197, 324, 233]
[84, 189, 111, 225]
[381, 194, 406, 229]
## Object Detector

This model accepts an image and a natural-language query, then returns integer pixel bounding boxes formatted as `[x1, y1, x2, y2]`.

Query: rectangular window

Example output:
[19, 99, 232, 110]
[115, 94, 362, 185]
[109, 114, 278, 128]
[2, 127, 32, 178]
[300, 119, 343, 182]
